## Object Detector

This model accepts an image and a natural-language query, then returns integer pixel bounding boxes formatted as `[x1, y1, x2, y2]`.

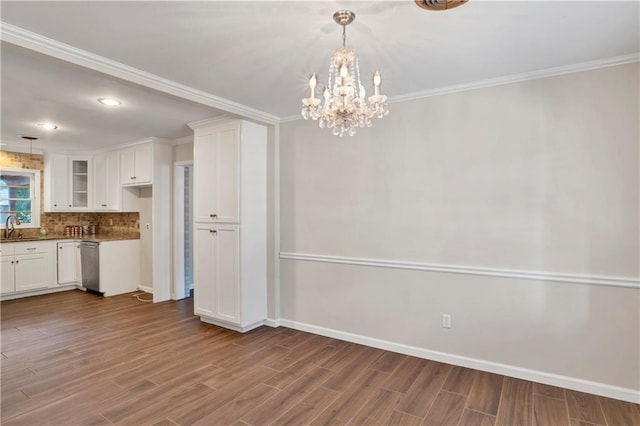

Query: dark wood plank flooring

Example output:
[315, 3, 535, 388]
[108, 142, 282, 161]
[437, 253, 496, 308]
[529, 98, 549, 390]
[1, 290, 638, 425]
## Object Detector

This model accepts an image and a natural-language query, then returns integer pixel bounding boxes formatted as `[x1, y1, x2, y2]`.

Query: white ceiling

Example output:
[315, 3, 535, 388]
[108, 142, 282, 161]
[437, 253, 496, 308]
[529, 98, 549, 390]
[1, 1, 638, 152]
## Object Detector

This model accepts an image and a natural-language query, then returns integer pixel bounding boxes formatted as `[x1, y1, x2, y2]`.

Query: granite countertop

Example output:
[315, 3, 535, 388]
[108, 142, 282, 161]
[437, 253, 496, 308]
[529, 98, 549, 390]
[0, 232, 140, 243]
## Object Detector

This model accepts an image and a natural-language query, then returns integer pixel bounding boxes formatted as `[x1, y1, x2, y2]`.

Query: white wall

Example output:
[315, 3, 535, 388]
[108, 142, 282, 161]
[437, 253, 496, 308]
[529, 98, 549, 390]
[266, 125, 277, 319]
[278, 63, 639, 399]
[138, 186, 153, 291]
[174, 140, 194, 163]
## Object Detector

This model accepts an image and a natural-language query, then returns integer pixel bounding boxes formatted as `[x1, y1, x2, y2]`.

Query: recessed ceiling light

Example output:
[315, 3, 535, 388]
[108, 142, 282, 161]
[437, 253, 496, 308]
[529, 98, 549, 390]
[98, 98, 122, 106]
[37, 123, 58, 130]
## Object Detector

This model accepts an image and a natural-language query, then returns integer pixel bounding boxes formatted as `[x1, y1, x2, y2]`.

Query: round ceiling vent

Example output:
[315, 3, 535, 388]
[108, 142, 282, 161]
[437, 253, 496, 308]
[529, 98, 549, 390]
[415, 0, 468, 11]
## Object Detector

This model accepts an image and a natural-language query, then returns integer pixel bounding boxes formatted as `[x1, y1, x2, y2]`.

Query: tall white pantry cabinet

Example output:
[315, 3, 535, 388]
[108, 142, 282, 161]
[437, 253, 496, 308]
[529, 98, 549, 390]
[190, 119, 267, 333]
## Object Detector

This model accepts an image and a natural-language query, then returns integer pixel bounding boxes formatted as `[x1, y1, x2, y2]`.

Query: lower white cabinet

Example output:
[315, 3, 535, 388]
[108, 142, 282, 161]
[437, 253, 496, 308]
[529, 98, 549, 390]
[194, 224, 239, 324]
[1, 253, 16, 294]
[1, 239, 140, 299]
[194, 224, 266, 332]
[57, 241, 81, 284]
[1, 241, 56, 294]
[99, 240, 141, 296]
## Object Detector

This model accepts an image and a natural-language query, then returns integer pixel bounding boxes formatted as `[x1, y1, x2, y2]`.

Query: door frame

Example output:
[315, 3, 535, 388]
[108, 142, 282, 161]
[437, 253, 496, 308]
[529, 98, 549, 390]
[173, 160, 193, 300]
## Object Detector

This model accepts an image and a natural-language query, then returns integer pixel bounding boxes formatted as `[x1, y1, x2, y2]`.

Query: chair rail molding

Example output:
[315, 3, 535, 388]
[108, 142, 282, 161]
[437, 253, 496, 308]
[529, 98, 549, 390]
[279, 252, 640, 289]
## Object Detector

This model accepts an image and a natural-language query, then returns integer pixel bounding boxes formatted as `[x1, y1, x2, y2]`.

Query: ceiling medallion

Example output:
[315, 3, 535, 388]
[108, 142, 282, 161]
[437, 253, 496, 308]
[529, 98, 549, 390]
[302, 10, 388, 137]
[415, 0, 468, 11]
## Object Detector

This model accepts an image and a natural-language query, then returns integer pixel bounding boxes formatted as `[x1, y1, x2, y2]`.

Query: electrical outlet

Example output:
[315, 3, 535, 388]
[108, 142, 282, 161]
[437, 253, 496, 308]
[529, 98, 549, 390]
[146, 223, 150, 230]
[442, 314, 452, 329]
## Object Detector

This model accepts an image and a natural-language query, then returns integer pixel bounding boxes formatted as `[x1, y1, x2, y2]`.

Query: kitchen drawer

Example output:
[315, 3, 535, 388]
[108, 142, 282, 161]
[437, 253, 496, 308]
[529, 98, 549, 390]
[13, 241, 53, 255]
[0, 243, 15, 256]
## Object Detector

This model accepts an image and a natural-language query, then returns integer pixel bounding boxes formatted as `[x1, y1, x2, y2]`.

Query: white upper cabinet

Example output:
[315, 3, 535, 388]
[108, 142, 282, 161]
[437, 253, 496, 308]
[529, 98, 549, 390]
[70, 158, 90, 209]
[93, 151, 121, 211]
[46, 154, 69, 211]
[121, 143, 153, 186]
[45, 154, 92, 211]
[193, 122, 239, 223]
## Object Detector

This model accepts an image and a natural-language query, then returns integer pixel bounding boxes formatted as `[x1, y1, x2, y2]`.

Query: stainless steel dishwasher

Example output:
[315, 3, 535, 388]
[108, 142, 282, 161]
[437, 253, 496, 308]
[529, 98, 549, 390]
[81, 242, 102, 295]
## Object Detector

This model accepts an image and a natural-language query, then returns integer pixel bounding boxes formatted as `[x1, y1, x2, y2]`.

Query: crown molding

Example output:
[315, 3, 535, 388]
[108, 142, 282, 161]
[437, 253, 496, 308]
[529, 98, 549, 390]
[279, 53, 640, 123]
[0, 22, 279, 125]
[187, 116, 237, 130]
[3, 22, 637, 126]
[390, 53, 640, 105]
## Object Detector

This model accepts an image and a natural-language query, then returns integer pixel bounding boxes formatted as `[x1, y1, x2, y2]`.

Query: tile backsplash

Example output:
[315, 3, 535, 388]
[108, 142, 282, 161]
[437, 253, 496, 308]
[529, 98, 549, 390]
[42, 212, 140, 235]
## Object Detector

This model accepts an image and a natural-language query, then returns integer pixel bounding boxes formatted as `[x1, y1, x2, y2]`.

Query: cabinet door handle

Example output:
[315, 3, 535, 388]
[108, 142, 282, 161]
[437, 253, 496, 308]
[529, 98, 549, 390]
[101, 204, 107, 207]
[59, 246, 63, 250]
[210, 214, 218, 219]
[11, 260, 14, 264]
[210, 229, 217, 235]
[27, 248, 36, 251]
[54, 204, 57, 207]
[15, 260, 19, 264]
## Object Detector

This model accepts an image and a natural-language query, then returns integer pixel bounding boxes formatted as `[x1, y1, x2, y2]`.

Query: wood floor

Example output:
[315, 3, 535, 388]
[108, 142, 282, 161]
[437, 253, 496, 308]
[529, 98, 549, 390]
[1, 291, 639, 426]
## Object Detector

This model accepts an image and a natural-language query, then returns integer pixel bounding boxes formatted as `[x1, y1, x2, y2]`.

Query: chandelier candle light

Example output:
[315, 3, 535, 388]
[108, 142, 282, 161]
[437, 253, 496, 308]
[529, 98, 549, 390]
[302, 10, 389, 137]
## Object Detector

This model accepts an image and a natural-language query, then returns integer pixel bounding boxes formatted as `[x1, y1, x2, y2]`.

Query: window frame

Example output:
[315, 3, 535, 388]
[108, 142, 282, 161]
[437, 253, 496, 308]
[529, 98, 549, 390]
[0, 167, 41, 229]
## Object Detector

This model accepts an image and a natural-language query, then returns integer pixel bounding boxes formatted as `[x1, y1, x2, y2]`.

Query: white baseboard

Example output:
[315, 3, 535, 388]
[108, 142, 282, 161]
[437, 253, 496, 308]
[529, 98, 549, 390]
[137, 286, 153, 294]
[278, 318, 640, 404]
[199, 316, 263, 333]
[0, 285, 77, 301]
[264, 318, 281, 328]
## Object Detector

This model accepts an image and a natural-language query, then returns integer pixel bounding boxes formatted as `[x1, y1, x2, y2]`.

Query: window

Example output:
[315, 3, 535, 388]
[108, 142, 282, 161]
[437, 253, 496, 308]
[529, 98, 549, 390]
[0, 168, 40, 228]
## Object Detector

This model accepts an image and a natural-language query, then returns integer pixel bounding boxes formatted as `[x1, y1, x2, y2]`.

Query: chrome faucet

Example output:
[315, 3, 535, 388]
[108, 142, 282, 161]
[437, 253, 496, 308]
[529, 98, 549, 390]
[4, 214, 20, 238]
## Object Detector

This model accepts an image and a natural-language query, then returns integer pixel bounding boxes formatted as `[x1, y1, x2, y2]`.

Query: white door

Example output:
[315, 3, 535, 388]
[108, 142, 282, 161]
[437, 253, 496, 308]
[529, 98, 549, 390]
[213, 224, 239, 323]
[50, 154, 70, 210]
[193, 131, 216, 223]
[14, 254, 49, 291]
[193, 124, 239, 224]
[93, 153, 108, 209]
[57, 242, 76, 284]
[133, 144, 153, 184]
[70, 159, 89, 208]
[194, 225, 216, 317]
[214, 125, 239, 223]
[120, 148, 136, 185]
[75, 243, 82, 283]
[1, 257, 15, 294]
[105, 151, 121, 209]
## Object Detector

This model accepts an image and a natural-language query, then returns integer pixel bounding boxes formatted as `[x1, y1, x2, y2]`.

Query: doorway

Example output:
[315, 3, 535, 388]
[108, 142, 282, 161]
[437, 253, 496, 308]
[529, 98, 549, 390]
[173, 162, 194, 300]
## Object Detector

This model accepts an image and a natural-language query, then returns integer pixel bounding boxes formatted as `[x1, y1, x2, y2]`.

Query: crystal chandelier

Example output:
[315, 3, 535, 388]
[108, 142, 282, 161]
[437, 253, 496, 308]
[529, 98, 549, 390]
[302, 10, 389, 137]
